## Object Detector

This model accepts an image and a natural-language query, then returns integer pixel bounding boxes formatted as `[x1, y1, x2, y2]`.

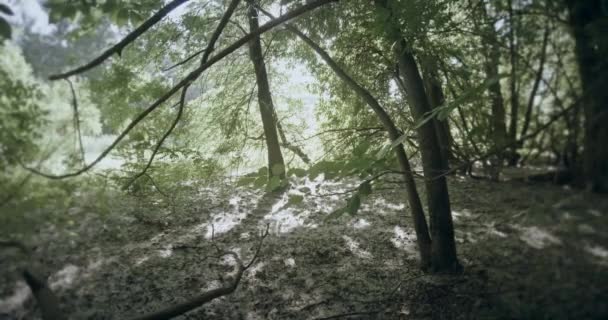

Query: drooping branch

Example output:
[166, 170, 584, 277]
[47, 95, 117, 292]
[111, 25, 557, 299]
[123, 90, 186, 190]
[2, 145, 62, 207]
[49, 0, 191, 80]
[21, 0, 338, 180]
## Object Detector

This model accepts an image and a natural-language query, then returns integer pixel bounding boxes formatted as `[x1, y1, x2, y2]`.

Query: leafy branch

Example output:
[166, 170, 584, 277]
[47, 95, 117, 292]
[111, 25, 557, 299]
[21, 0, 339, 180]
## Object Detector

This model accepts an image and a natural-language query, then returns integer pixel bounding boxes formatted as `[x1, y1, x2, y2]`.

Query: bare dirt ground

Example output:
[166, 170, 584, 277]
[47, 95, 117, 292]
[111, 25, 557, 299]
[1, 174, 607, 319]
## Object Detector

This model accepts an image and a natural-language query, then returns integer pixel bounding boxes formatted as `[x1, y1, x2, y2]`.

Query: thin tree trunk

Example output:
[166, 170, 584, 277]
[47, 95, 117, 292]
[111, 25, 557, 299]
[246, 1, 285, 181]
[423, 67, 454, 168]
[506, 0, 520, 166]
[375, 0, 460, 272]
[277, 18, 433, 268]
[478, 2, 507, 179]
[393, 41, 460, 272]
[521, 25, 549, 138]
[565, 0, 608, 193]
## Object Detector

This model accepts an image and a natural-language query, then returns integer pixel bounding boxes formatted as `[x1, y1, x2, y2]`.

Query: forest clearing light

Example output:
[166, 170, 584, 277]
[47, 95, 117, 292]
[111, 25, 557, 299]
[352, 218, 371, 229]
[158, 247, 173, 258]
[342, 235, 372, 259]
[0, 282, 30, 313]
[49, 264, 80, 290]
[518, 226, 562, 249]
[585, 245, 608, 262]
[391, 226, 418, 259]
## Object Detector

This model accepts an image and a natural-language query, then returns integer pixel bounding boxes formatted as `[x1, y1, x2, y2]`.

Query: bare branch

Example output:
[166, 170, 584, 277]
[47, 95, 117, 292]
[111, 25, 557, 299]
[124, 90, 186, 189]
[244, 223, 269, 269]
[0, 239, 29, 254]
[521, 24, 550, 137]
[199, 0, 242, 64]
[128, 227, 269, 320]
[436, 101, 580, 180]
[163, 0, 242, 72]
[162, 47, 208, 72]
[49, 0, 191, 80]
[293, 126, 384, 143]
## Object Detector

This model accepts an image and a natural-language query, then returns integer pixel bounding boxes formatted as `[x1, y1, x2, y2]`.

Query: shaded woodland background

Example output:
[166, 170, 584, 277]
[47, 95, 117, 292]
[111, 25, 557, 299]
[0, 0, 607, 319]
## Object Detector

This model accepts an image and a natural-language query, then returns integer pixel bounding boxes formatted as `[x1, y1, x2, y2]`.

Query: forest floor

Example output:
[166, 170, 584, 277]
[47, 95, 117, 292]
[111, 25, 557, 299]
[1, 173, 608, 319]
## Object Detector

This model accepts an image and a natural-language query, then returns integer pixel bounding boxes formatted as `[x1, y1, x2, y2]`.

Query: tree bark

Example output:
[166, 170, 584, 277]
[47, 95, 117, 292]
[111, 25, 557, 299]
[247, 1, 286, 181]
[565, 0, 608, 193]
[423, 67, 454, 168]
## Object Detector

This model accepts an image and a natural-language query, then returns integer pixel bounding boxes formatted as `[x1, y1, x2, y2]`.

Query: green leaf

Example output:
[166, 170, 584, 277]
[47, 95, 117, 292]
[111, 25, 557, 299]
[0, 4, 13, 15]
[325, 208, 346, 221]
[346, 194, 361, 215]
[271, 163, 285, 176]
[236, 176, 256, 187]
[414, 73, 510, 130]
[358, 181, 372, 196]
[268, 176, 282, 191]
[288, 168, 307, 178]
[353, 141, 371, 156]
[253, 176, 267, 189]
[375, 141, 392, 159]
[257, 166, 268, 176]
[0, 17, 11, 39]
[287, 194, 304, 205]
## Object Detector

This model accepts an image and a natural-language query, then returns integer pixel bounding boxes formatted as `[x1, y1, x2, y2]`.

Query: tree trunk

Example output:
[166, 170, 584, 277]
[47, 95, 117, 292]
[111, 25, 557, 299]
[246, 1, 285, 181]
[423, 67, 454, 168]
[281, 20, 433, 269]
[521, 26, 550, 139]
[478, 2, 507, 180]
[566, 0, 608, 193]
[506, 0, 520, 166]
[373, 0, 460, 272]
[394, 40, 460, 272]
